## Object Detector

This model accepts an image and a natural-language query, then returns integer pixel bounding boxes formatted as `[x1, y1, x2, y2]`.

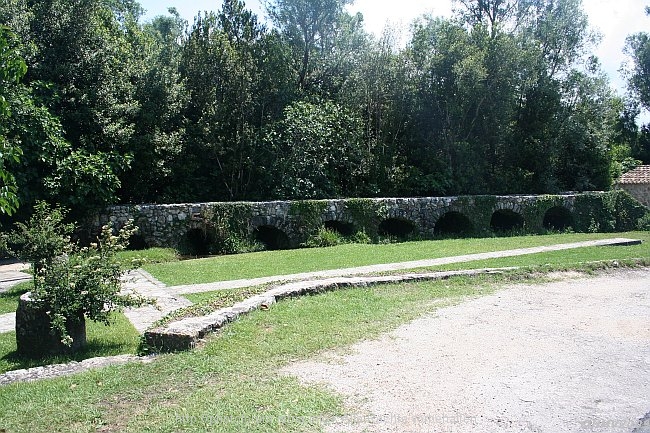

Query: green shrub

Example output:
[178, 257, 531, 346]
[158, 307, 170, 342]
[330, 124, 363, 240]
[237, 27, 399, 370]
[638, 212, 650, 231]
[303, 227, 344, 248]
[8, 201, 148, 346]
[190, 204, 264, 255]
[350, 230, 372, 244]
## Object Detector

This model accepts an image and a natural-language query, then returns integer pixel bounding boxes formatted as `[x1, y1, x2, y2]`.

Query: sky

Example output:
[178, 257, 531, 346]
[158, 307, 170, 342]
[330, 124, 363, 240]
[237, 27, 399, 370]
[137, 0, 650, 96]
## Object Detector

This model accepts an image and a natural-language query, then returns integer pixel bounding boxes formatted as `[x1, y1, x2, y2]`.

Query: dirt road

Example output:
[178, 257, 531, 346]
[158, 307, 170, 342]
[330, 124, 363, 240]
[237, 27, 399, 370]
[286, 268, 650, 433]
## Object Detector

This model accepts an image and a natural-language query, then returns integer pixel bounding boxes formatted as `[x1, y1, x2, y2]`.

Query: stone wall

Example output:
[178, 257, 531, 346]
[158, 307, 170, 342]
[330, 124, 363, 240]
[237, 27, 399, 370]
[93, 194, 594, 249]
[617, 184, 650, 208]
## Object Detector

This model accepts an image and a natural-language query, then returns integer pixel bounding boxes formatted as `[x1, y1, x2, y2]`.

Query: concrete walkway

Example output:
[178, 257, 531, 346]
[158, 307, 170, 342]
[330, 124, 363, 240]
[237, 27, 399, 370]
[121, 269, 193, 333]
[0, 261, 31, 334]
[132, 237, 641, 333]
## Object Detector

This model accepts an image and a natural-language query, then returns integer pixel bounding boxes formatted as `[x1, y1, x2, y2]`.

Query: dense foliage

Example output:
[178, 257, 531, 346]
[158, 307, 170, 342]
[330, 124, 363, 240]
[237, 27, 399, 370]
[0, 0, 648, 219]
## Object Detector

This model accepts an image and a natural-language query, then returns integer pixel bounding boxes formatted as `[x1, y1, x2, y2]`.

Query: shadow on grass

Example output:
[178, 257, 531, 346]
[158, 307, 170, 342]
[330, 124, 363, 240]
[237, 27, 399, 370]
[0, 282, 31, 315]
[0, 313, 141, 374]
[1, 340, 131, 371]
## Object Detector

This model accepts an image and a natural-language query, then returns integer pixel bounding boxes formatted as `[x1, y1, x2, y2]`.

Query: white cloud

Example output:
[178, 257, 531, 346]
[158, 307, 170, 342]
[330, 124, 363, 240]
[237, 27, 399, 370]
[583, 0, 649, 94]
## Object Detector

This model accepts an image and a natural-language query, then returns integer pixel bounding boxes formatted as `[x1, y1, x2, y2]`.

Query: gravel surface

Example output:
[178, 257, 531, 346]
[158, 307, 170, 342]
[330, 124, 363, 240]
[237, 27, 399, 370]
[284, 268, 650, 433]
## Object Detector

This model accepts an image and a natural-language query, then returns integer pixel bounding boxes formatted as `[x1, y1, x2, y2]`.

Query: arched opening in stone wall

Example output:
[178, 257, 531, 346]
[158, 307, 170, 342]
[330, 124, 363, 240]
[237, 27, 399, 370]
[543, 206, 574, 231]
[434, 212, 474, 237]
[378, 218, 416, 239]
[179, 228, 214, 256]
[490, 210, 524, 233]
[324, 220, 355, 236]
[253, 225, 290, 250]
[127, 234, 148, 251]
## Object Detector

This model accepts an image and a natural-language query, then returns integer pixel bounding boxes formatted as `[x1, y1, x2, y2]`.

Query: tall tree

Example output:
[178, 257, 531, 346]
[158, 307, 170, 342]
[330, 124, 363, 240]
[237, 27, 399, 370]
[120, 8, 188, 202]
[0, 0, 144, 213]
[177, 0, 280, 201]
[626, 7, 650, 113]
[0, 27, 25, 215]
[266, 0, 353, 93]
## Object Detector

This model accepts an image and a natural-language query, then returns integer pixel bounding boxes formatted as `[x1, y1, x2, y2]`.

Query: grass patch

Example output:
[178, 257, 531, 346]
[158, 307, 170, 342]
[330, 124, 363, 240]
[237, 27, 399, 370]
[0, 232, 647, 432]
[0, 281, 31, 315]
[0, 273, 497, 433]
[0, 313, 140, 374]
[420, 233, 650, 272]
[144, 232, 646, 286]
[115, 247, 178, 269]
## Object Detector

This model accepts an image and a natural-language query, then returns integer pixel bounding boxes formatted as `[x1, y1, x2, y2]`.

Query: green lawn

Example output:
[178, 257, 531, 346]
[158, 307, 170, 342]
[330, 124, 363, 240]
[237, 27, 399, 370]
[115, 247, 178, 268]
[0, 274, 498, 432]
[0, 232, 648, 432]
[0, 313, 140, 374]
[0, 281, 31, 315]
[428, 240, 650, 272]
[144, 232, 648, 286]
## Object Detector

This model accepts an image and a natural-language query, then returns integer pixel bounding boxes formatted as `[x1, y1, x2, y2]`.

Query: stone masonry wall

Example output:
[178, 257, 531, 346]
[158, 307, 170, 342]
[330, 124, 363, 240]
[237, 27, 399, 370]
[618, 185, 650, 208]
[93, 194, 589, 249]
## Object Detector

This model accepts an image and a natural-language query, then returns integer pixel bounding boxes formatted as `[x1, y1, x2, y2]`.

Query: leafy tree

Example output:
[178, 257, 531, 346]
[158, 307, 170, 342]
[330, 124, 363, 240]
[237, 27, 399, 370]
[266, 0, 354, 93]
[626, 8, 650, 113]
[337, 29, 416, 196]
[120, 8, 188, 202]
[8, 201, 147, 348]
[0, 26, 25, 215]
[267, 99, 369, 199]
[0, 0, 142, 214]
[177, 0, 275, 201]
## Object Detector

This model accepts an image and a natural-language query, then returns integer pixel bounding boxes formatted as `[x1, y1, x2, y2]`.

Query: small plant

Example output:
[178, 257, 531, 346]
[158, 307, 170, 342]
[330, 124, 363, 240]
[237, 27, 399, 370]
[303, 227, 344, 248]
[588, 218, 600, 233]
[638, 212, 650, 231]
[6, 201, 75, 273]
[8, 201, 148, 348]
[350, 230, 372, 244]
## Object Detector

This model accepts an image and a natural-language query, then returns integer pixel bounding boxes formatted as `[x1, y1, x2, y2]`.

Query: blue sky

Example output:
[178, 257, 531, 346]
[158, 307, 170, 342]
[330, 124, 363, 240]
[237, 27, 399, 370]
[137, 0, 650, 96]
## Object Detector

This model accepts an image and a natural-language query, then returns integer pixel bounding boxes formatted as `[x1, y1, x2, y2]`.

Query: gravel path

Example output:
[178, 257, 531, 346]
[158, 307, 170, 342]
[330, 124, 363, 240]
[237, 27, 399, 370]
[284, 268, 650, 433]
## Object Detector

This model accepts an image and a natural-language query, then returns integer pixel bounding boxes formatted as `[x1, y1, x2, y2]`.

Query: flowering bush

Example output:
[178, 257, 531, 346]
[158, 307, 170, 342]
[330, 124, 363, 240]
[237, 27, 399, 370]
[9, 201, 148, 346]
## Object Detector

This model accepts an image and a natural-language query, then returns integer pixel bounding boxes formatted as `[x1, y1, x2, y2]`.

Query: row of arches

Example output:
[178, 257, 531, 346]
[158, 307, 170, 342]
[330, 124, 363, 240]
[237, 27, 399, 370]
[375, 206, 574, 239]
[131, 205, 575, 253]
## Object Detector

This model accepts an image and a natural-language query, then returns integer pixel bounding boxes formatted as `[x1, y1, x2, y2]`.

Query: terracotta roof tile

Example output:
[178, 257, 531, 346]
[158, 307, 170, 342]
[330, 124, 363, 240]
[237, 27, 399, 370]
[616, 165, 650, 185]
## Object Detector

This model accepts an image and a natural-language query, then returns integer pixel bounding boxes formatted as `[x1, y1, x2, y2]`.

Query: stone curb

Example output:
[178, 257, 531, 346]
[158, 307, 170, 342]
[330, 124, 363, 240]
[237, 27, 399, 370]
[0, 354, 155, 386]
[144, 268, 517, 352]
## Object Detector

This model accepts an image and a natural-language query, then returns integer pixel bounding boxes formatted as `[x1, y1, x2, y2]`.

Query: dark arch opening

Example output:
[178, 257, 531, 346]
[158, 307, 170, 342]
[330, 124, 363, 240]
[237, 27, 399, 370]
[434, 212, 474, 237]
[180, 228, 214, 256]
[378, 218, 416, 239]
[324, 220, 355, 236]
[490, 209, 524, 233]
[543, 206, 574, 231]
[127, 234, 148, 251]
[253, 225, 290, 251]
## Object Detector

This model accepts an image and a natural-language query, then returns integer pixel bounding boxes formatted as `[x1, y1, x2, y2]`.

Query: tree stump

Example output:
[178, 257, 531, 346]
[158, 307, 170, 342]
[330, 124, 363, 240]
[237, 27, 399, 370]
[15, 292, 86, 358]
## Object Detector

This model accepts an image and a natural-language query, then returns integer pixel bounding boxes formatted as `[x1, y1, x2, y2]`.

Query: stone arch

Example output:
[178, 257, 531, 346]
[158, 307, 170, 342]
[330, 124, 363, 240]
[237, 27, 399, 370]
[179, 228, 214, 256]
[490, 209, 524, 233]
[127, 233, 149, 251]
[253, 225, 290, 250]
[324, 220, 356, 236]
[543, 206, 574, 231]
[434, 211, 474, 236]
[378, 218, 417, 239]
